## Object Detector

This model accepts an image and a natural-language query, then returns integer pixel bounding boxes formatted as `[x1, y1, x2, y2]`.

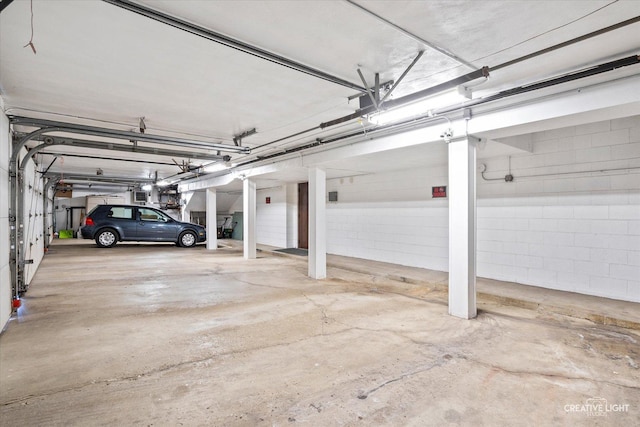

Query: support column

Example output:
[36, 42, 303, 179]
[243, 178, 257, 259]
[285, 183, 298, 248]
[206, 188, 217, 250]
[308, 167, 326, 279]
[448, 137, 477, 319]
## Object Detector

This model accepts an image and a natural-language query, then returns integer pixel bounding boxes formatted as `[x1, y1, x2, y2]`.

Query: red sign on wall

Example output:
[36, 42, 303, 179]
[266, 197, 271, 204]
[432, 186, 447, 198]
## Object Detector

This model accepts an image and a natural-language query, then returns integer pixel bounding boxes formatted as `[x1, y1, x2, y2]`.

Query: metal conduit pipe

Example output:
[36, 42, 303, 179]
[491, 15, 640, 72]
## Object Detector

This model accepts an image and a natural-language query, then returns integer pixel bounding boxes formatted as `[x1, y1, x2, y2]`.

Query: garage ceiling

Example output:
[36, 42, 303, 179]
[1, 0, 639, 187]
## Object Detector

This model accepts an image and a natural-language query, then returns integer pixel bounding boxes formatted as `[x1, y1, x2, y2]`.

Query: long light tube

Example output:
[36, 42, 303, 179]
[367, 89, 467, 126]
[203, 162, 230, 173]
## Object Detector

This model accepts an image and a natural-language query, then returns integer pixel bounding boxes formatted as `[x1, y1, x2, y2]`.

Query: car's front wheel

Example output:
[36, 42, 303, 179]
[179, 230, 197, 248]
[95, 228, 118, 248]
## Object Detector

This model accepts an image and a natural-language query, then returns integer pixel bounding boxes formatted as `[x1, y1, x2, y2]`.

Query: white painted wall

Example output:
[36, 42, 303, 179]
[325, 116, 640, 303]
[256, 186, 287, 247]
[477, 117, 640, 302]
[327, 167, 449, 271]
[1, 107, 11, 330]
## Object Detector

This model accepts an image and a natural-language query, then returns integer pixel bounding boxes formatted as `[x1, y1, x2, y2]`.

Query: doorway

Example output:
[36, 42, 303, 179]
[298, 182, 308, 249]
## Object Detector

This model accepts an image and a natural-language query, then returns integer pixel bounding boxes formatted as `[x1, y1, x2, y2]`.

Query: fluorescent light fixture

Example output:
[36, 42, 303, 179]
[141, 184, 153, 191]
[203, 162, 230, 173]
[367, 89, 467, 126]
[156, 180, 170, 187]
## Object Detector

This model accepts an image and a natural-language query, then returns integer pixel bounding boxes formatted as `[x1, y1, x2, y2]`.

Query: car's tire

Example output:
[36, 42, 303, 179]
[179, 230, 197, 248]
[95, 228, 118, 248]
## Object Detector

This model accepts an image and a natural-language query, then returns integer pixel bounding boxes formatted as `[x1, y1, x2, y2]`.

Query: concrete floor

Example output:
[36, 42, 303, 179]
[1, 240, 639, 426]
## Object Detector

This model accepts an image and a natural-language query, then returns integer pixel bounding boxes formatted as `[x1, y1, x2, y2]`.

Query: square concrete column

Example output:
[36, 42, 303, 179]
[243, 178, 257, 259]
[448, 137, 477, 319]
[206, 188, 217, 250]
[285, 183, 298, 248]
[308, 167, 326, 279]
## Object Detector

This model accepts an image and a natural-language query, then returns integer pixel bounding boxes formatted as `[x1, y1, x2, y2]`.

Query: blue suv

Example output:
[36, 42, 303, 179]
[81, 204, 206, 248]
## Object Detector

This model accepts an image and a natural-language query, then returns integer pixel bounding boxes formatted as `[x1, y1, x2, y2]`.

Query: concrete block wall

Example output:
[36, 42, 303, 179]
[326, 165, 449, 271]
[322, 116, 640, 303]
[477, 116, 640, 302]
[256, 186, 287, 247]
[1, 108, 11, 330]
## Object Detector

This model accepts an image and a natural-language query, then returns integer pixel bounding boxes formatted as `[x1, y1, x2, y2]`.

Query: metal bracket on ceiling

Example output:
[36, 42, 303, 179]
[233, 128, 257, 147]
[356, 50, 425, 110]
[357, 69, 380, 109]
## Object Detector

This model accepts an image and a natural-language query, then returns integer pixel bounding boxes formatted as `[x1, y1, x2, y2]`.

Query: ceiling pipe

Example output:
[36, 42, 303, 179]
[102, 0, 367, 93]
[491, 15, 640, 71]
[9, 116, 250, 154]
[22, 134, 232, 163]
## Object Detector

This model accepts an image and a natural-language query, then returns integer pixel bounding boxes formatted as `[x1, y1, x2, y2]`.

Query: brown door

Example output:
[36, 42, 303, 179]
[298, 182, 309, 249]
